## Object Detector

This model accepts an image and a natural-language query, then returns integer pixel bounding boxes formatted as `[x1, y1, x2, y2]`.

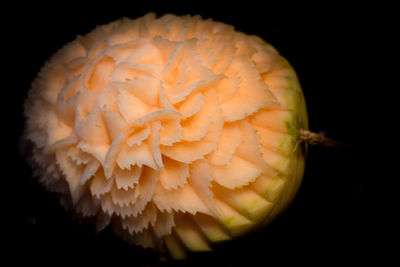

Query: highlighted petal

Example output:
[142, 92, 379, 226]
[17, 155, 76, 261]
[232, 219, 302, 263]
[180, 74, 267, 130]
[134, 109, 182, 126]
[74, 106, 110, 144]
[126, 127, 150, 147]
[196, 44, 217, 70]
[57, 75, 82, 109]
[180, 95, 212, 141]
[117, 87, 150, 124]
[163, 38, 197, 83]
[159, 83, 174, 109]
[116, 141, 158, 170]
[237, 120, 275, 175]
[215, 70, 240, 101]
[211, 154, 262, 189]
[121, 202, 158, 234]
[45, 111, 73, 148]
[159, 157, 189, 190]
[189, 160, 218, 216]
[75, 89, 98, 121]
[90, 169, 113, 198]
[249, 108, 294, 134]
[153, 182, 210, 215]
[112, 76, 160, 106]
[106, 40, 144, 63]
[66, 146, 92, 165]
[79, 159, 101, 186]
[212, 40, 236, 74]
[56, 92, 80, 129]
[125, 42, 163, 65]
[127, 167, 159, 216]
[159, 120, 182, 146]
[110, 182, 139, 207]
[167, 74, 224, 104]
[101, 167, 158, 217]
[97, 85, 119, 111]
[104, 133, 126, 178]
[152, 36, 180, 64]
[117, 62, 162, 80]
[110, 63, 154, 83]
[176, 92, 205, 118]
[206, 122, 242, 166]
[161, 89, 223, 163]
[85, 56, 115, 93]
[45, 135, 78, 154]
[77, 141, 109, 164]
[149, 121, 164, 169]
[56, 149, 85, 203]
[102, 107, 128, 140]
[220, 56, 278, 121]
[114, 166, 142, 190]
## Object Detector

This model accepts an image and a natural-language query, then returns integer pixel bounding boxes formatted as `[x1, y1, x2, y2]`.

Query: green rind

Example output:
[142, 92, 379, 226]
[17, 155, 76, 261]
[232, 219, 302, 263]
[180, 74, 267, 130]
[167, 40, 309, 258]
[260, 59, 308, 226]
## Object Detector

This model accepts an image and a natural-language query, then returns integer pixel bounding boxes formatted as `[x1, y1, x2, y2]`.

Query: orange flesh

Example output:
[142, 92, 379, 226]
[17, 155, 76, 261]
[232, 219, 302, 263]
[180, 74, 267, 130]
[23, 13, 308, 259]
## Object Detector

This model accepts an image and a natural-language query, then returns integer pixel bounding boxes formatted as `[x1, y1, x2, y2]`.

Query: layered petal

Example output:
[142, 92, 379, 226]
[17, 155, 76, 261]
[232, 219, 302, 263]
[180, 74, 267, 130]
[220, 56, 278, 121]
[23, 13, 306, 258]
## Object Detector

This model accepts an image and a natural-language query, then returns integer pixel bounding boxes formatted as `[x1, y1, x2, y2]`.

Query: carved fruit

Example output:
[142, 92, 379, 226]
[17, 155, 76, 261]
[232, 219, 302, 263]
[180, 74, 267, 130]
[22, 13, 308, 259]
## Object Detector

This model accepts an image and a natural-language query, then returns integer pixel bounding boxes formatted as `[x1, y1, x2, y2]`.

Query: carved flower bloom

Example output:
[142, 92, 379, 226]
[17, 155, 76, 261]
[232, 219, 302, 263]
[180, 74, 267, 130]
[23, 13, 308, 258]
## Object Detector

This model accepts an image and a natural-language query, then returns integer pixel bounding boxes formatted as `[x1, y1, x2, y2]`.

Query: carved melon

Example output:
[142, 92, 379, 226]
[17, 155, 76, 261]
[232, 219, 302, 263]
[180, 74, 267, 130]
[22, 13, 308, 259]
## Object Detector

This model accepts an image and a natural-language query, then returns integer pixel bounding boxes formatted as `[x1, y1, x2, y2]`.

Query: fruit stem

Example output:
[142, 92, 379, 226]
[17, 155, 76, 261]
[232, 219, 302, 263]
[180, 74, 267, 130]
[298, 129, 344, 149]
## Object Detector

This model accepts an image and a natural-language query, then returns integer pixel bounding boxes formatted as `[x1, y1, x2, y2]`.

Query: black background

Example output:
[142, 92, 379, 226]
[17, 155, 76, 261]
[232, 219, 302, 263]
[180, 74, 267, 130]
[6, 4, 384, 266]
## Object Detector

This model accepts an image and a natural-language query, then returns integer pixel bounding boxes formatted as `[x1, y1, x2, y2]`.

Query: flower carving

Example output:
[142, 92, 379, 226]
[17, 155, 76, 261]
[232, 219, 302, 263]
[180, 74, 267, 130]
[23, 13, 306, 256]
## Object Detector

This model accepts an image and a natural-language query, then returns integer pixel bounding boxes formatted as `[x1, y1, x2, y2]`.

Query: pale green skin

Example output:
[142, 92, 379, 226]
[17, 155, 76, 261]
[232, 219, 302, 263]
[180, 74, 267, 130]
[261, 59, 308, 227]
[222, 59, 308, 235]
[166, 58, 309, 259]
